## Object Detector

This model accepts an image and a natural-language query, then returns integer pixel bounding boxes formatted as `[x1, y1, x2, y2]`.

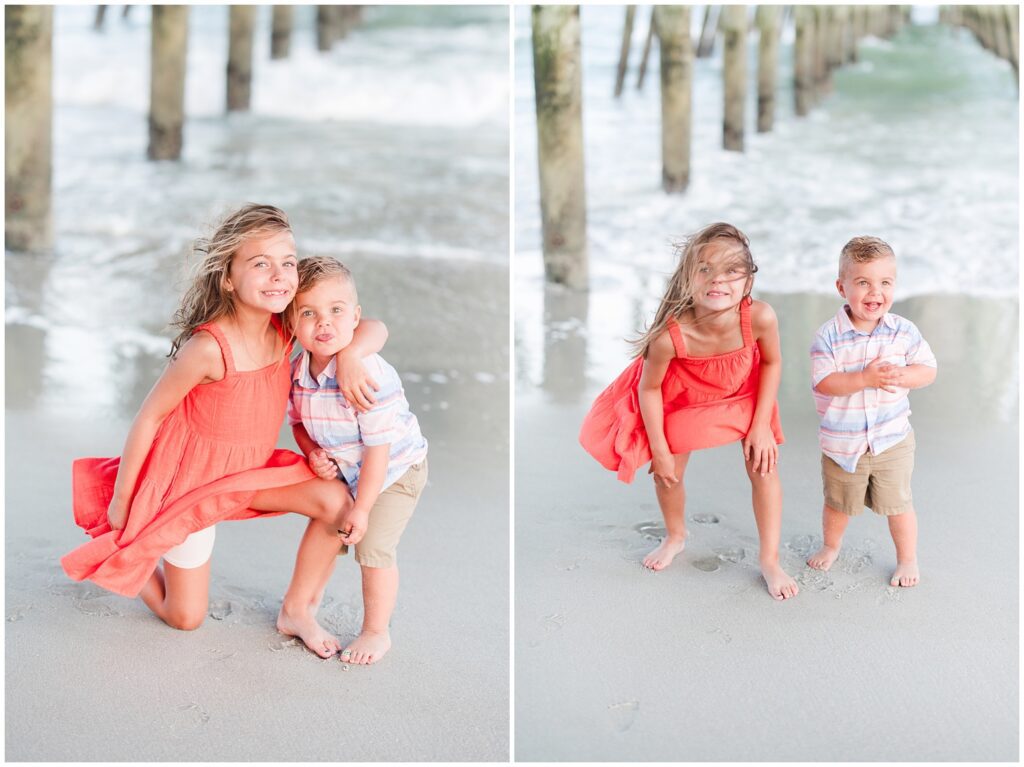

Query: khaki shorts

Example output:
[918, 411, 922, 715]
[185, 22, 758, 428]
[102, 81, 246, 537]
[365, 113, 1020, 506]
[339, 459, 427, 568]
[822, 432, 915, 516]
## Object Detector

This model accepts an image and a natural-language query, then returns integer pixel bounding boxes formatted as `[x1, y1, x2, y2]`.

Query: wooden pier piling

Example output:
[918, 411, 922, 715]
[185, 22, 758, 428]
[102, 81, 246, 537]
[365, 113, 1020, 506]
[794, 5, 813, 117]
[271, 6, 293, 59]
[148, 5, 188, 161]
[227, 6, 256, 112]
[532, 5, 588, 289]
[614, 5, 636, 98]
[654, 5, 692, 192]
[756, 5, 780, 133]
[635, 7, 655, 91]
[722, 5, 747, 151]
[5, 5, 53, 251]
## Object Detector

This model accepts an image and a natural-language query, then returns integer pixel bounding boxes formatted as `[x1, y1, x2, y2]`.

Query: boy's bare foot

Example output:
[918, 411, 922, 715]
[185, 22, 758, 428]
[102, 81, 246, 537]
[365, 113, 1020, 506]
[277, 605, 341, 659]
[340, 630, 391, 665]
[642, 535, 686, 571]
[890, 560, 919, 588]
[807, 544, 840, 571]
[761, 562, 799, 600]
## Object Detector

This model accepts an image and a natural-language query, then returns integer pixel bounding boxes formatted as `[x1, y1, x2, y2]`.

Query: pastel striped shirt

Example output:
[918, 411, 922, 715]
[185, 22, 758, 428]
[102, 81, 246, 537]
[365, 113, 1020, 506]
[288, 352, 428, 497]
[810, 306, 936, 473]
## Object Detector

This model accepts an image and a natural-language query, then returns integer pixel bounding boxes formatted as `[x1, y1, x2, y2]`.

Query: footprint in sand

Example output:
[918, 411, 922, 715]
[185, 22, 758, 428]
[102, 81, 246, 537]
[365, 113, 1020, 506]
[179, 703, 210, 725]
[691, 556, 720, 572]
[608, 700, 639, 732]
[632, 522, 667, 541]
[208, 600, 232, 621]
[796, 568, 833, 592]
[707, 627, 732, 644]
[691, 513, 720, 525]
[714, 546, 745, 564]
[7, 606, 29, 622]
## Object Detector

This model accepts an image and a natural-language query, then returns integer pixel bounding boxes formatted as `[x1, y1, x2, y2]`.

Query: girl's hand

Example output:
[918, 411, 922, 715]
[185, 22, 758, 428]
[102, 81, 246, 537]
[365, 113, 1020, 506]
[107, 499, 129, 531]
[650, 451, 679, 489]
[308, 448, 339, 481]
[744, 424, 778, 476]
[335, 351, 379, 413]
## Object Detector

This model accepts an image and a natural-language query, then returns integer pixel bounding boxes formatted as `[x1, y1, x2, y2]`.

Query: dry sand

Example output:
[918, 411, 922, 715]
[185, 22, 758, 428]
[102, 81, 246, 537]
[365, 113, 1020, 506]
[5, 255, 509, 761]
[514, 290, 1018, 761]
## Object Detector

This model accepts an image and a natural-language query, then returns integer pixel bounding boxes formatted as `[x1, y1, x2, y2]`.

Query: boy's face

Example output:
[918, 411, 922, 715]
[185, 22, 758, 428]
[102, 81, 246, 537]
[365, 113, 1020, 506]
[836, 256, 896, 331]
[292, 276, 362, 361]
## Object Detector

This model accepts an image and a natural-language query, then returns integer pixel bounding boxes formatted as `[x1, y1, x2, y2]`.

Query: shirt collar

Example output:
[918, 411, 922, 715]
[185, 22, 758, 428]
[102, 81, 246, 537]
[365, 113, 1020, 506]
[835, 304, 897, 336]
[293, 350, 337, 388]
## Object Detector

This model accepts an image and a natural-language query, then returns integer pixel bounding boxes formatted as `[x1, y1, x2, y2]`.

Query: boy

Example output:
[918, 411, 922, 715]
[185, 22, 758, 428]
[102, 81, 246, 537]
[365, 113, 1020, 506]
[807, 236, 936, 587]
[287, 255, 428, 663]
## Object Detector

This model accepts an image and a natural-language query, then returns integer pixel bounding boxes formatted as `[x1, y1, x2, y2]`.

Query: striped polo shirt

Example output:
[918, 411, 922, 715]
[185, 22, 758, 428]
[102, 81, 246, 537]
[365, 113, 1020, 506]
[810, 305, 936, 473]
[288, 351, 428, 497]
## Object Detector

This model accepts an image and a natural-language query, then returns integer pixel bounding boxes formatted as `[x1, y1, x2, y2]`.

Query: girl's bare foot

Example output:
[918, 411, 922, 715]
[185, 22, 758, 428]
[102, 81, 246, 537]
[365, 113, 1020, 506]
[761, 561, 799, 600]
[807, 544, 840, 571]
[341, 630, 391, 665]
[642, 535, 686, 571]
[890, 560, 919, 587]
[277, 604, 341, 658]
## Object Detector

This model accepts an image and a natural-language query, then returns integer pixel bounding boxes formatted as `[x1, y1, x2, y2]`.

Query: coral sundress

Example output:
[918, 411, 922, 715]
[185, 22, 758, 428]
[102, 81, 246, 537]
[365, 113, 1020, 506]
[61, 317, 315, 597]
[579, 297, 784, 483]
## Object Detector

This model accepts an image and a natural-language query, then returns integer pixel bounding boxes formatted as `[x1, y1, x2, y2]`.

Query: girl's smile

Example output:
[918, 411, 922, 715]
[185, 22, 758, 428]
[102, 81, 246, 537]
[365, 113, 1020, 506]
[225, 230, 299, 314]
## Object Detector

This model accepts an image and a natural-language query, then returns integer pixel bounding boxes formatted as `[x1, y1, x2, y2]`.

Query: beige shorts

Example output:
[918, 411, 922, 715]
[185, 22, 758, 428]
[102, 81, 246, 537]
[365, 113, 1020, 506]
[163, 525, 216, 569]
[339, 459, 427, 568]
[822, 432, 915, 516]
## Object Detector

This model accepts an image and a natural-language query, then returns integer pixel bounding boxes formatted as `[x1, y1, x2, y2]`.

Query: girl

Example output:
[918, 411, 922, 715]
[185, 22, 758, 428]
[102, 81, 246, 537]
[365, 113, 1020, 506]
[579, 222, 799, 600]
[62, 204, 387, 654]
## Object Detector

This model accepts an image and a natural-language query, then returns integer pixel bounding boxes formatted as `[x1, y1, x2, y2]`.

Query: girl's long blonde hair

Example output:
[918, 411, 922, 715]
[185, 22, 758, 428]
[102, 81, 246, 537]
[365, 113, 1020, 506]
[631, 222, 758, 358]
[169, 204, 292, 357]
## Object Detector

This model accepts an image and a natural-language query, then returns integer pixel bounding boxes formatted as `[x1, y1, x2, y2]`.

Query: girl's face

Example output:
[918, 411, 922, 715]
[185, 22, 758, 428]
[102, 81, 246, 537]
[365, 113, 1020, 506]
[224, 230, 298, 315]
[690, 240, 752, 313]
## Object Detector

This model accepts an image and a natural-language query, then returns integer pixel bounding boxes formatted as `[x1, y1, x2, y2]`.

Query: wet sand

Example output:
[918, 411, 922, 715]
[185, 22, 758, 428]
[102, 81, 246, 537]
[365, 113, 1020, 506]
[5, 255, 509, 761]
[514, 290, 1018, 761]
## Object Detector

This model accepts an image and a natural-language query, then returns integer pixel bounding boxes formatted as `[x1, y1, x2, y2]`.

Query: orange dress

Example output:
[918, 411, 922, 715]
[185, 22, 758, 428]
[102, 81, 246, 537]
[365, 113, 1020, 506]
[579, 297, 784, 483]
[61, 317, 315, 597]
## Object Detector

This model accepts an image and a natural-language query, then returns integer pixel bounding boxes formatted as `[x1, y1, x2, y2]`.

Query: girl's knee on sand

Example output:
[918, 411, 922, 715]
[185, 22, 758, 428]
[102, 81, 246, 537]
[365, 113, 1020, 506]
[163, 606, 207, 632]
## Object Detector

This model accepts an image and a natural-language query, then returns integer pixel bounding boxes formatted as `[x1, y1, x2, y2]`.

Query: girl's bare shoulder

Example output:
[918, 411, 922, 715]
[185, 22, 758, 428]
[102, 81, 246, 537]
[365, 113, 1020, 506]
[172, 329, 225, 380]
[749, 299, 778, 333]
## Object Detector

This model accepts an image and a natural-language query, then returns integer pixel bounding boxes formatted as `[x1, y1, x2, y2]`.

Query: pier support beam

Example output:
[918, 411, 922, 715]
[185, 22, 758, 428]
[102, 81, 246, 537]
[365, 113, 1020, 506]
[148, 6, 188, 160]
[5, 5, 53, 251]
[227, 5, 255, 112]
[794, 5, 813, 117]
[654, 5, 692, 192]
[271, 6, 292, 59]
[756, 5, 780, 133]
[532, 5, 588, 289]
[613, 5, 636, 97]
[721, 5, 747, 151]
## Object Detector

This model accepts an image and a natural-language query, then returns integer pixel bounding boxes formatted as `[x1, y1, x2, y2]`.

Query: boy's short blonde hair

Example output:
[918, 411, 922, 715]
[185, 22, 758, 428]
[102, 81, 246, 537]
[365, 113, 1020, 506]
[296, 255, 357, 297]
[839, 236, 895, 279]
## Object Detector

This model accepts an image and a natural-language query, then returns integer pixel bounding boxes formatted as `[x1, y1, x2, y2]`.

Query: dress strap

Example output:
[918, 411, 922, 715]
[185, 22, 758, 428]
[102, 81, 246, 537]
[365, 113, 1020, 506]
[739, 295, 754, 347]
[667, 319, 687, 358]
[193, 321, 236, 375]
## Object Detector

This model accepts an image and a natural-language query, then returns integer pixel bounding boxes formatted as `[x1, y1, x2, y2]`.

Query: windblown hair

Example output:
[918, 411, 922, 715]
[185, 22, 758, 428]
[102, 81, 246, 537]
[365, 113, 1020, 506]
[295, 254, 356, 297]
[631, 222, 757, 359]
[169, 204, 292, 357]
[838, 236, 895, 279]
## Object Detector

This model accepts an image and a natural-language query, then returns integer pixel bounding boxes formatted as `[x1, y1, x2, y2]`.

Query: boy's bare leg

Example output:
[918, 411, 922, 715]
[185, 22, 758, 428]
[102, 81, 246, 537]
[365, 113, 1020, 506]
[744, 455, 798, 600]
[644, 452, 690, 570]
[887, 508, 919, 587]
[342, 565, 398, 665]
[276, 518, 343, 658]
[139, 560, 211, 631]
[807, 504, 850, 570]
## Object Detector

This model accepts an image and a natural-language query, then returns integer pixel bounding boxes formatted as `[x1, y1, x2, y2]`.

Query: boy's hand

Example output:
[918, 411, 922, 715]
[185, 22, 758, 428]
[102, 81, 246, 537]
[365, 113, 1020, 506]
[336, 352, 379, 413]
[649, 450, 678, 489]
[338, 508, 369, 546]
[308, 448, 339, 481]
[861, 355, 899, 393]
[743, 423, 778, 476]
[107, 499, 129, 531]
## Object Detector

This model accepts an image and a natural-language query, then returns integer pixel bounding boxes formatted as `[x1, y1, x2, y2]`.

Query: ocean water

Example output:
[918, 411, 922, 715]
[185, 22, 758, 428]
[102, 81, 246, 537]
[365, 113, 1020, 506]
[6, 5, 509, 417]
[514, 6, 1019, 395]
